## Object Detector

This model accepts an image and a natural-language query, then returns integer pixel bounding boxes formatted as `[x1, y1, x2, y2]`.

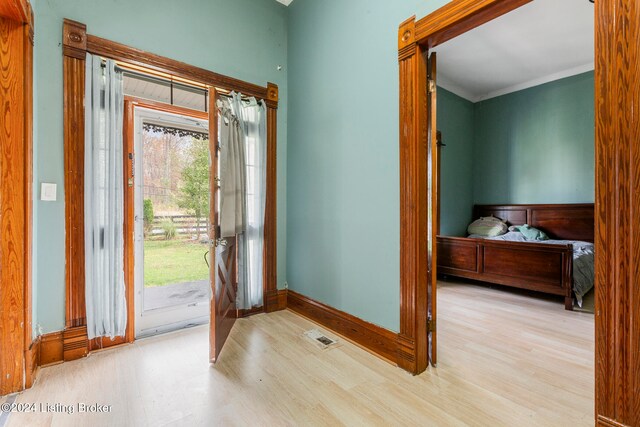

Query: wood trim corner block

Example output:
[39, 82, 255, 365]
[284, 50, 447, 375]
[265, 289, 287, 313]
[62, 19, 86, 59]
[266, 82, 279, 108]
[398, 16, 416, 50]
[40, 331, 63, 366]
[24, 338, 40, 388]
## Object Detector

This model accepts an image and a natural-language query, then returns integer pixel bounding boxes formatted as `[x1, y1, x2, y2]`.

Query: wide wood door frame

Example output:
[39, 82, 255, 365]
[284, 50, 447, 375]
[62, 19, 279, 361]
[0, 0, 34, 395]
[594, 2, 640, 426]
[397, 0, 533, 376]
[401, 1, 640, 425]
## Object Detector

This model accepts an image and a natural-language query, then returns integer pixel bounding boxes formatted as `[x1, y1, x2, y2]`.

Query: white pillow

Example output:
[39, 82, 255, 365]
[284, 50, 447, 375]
[467, 217, 508, 237]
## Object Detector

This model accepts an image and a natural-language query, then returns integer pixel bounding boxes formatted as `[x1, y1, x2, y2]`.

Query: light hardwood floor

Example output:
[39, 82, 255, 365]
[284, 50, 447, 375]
[5, 281, 594, 426]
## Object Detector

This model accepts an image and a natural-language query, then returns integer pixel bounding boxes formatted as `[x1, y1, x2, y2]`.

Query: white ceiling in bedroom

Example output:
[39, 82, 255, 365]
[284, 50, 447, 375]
[432, 0, 594, 103]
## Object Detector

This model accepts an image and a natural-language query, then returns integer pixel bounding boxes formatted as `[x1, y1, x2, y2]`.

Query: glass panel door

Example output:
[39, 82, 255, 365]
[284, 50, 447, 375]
[133, 107, 211, 338]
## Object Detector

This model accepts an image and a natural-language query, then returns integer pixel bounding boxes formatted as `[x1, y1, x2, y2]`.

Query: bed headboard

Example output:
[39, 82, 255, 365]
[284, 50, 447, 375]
[473, 203, 595, 242]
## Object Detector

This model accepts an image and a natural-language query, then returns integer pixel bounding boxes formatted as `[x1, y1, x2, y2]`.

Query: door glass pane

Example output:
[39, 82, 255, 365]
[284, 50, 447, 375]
[142, 122, 211, 311]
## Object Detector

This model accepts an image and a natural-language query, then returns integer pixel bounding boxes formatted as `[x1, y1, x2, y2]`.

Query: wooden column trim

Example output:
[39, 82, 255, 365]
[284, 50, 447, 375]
[594, 0, 640, 425]
[0, 13, 27, 395]
[62, 19, 89, 362]
[264, 84, 279, 312]
[22, 4, 34, 387]
[397, 19, 429, 374]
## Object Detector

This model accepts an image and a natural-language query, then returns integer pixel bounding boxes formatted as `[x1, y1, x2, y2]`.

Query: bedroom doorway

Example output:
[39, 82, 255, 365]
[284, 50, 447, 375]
[398, 0, 640, 424]
[431, 0, 595, 311]
[398, 1, 594, 382]
[429, 0, 596, 388]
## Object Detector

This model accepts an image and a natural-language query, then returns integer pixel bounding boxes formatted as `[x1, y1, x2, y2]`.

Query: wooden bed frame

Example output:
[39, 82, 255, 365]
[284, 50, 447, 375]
[437, 204, 594, 310]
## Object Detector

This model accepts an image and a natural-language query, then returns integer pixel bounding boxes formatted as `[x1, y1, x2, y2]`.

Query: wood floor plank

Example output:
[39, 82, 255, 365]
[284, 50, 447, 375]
[6, 281, 594, 426]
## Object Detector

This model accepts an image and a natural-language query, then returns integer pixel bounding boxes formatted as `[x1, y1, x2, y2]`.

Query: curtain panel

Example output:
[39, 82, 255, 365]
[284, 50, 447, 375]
[217, 94, 267, 310]
[84, 53, 127, 339]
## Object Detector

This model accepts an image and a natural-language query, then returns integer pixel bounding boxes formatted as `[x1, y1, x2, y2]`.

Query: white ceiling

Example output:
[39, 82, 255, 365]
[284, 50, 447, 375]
[432, 0, 594, 102]
[276, 0, 294, 6]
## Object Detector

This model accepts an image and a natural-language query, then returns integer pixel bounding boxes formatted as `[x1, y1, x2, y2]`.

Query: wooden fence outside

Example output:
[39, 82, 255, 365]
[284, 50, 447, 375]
[148, 214, 209, 238]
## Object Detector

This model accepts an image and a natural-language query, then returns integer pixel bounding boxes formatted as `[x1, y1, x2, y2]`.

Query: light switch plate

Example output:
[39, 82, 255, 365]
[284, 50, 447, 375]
[41, 183, 57, 201]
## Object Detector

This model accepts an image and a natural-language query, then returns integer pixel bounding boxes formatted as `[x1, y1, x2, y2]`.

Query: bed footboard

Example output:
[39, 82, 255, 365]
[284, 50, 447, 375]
[436, 236, 574, 310]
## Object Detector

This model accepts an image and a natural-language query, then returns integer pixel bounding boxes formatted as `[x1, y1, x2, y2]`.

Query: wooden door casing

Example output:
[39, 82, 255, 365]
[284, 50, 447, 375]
[0, 0, 33, 393]
[427, 52, 438, 367]
[0, 13, 27, 395]
[595, 1, 640, 425]
[62, 20, 278, 362]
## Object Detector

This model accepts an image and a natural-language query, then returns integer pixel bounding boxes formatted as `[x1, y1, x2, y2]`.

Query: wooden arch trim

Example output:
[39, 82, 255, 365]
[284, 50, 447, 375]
[62, 19, 279, 360]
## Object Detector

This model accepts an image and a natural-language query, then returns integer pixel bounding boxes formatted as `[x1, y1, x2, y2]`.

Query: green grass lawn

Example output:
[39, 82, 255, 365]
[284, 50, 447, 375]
[144, 239, 210, 287]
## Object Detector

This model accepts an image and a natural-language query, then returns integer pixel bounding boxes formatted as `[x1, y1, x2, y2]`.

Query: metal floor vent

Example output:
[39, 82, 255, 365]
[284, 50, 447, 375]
[304, 329, 338, 349]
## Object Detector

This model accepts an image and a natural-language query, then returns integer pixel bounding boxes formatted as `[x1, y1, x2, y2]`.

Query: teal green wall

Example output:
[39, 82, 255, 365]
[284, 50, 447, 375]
[438, 88, 475, 236]
[286, 0, 448, 332]
[473, 72, 595, 204]
[32, 0, 288, 333]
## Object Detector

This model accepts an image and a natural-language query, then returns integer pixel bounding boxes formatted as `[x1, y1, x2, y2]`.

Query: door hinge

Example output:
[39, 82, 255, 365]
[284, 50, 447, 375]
[428, 79, 436, 93]
[427, 318, 436, 333]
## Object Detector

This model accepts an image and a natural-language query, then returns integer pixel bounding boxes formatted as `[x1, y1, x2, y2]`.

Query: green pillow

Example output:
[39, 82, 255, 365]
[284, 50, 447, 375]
[512, 224, 548, 241]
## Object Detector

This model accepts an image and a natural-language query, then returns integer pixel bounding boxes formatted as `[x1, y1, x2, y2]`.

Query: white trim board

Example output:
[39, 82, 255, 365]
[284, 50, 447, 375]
[439, 63, 594, 104]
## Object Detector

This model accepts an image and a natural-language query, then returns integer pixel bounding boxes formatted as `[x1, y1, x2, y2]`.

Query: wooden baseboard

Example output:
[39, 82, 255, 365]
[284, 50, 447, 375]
[40, 331, 63, 366]
[286, 290, 399, 364]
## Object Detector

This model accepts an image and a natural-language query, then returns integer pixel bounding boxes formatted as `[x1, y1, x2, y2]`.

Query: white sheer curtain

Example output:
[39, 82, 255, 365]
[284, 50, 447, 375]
[218, 107, 246, 238]
[217, 93, 266, 309]
[233, 93, 267, 310]
[84, 53, 127, 339]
